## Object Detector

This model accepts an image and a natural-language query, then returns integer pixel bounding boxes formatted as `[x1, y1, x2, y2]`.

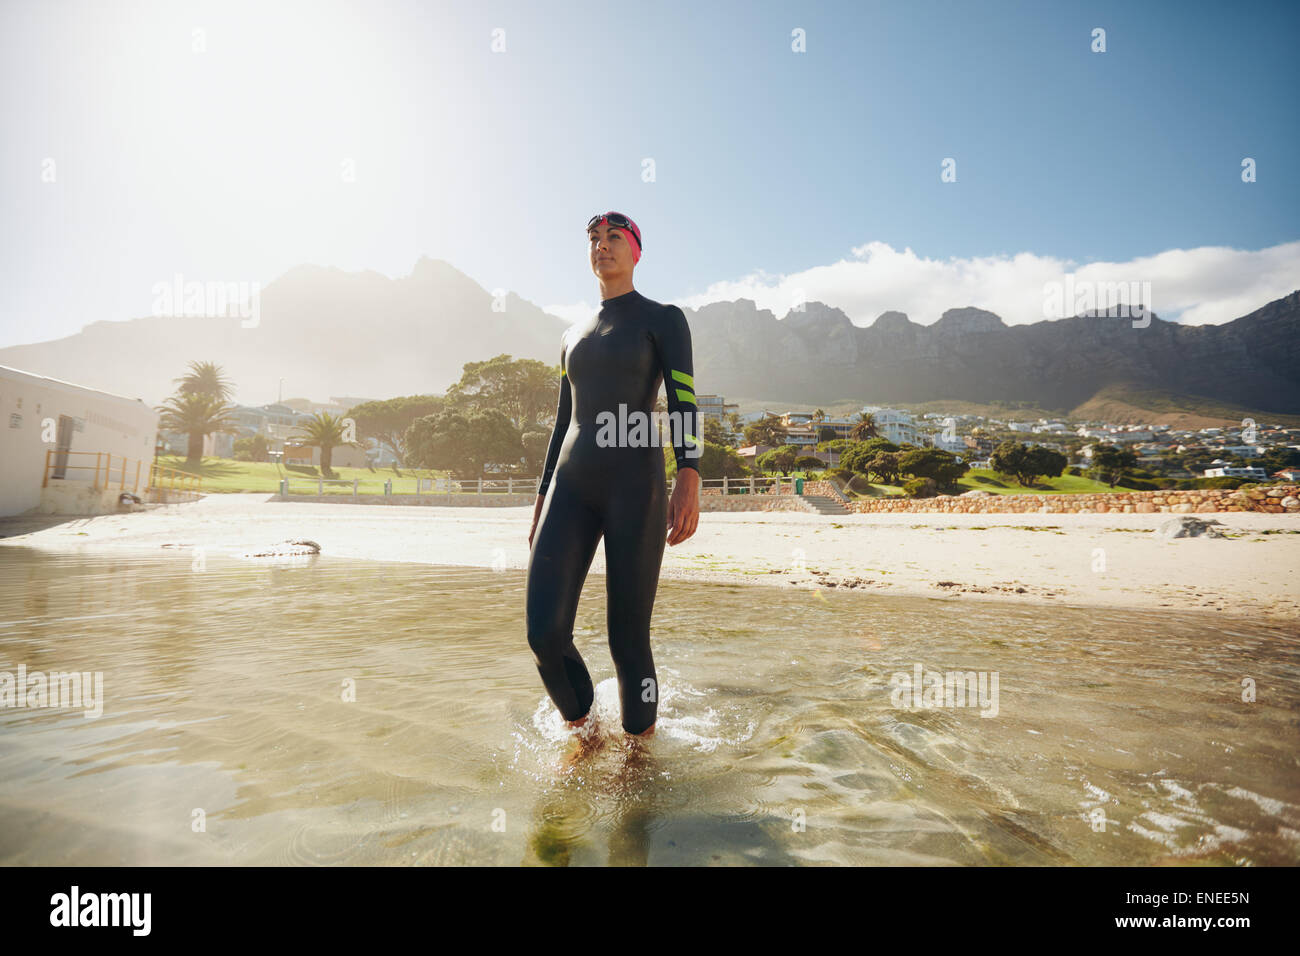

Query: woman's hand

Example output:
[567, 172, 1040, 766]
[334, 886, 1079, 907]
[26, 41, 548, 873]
[666, 468, 700, 545]
[528, 494, 545, 547]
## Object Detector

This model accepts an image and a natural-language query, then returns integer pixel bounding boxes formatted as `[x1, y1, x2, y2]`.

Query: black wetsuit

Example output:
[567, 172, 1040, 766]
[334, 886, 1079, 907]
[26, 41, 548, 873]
[526, 288, 699, 734]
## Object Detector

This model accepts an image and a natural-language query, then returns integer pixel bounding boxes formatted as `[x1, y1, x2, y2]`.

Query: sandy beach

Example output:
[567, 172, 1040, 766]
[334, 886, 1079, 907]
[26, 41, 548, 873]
[2, 493, 1297, 623]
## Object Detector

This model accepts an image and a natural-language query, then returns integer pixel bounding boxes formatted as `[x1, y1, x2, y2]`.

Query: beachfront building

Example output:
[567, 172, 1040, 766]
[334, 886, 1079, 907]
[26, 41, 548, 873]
[861, 406, 924, 446]
[771, 412, 851, 442]
[0, 364, 158, 517]
[735, 441, 841, 470]
[1031, 421, 1072, 434]
[217, 400, 380, 466]
[1217, 444, 1267, 458]
[283, 442, 369, 468]
[931, 433, 967, 453]
[1203, 464, 1268, 480]
[158, 427, 234, 459]
[696, 393, 739, 425]
[222, 401, 310, 460]
[230, 402, 301, 436]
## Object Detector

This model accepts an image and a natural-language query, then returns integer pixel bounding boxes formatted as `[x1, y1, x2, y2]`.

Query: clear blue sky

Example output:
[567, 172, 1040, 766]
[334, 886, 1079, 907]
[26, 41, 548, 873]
[1, 0, 1297, 346]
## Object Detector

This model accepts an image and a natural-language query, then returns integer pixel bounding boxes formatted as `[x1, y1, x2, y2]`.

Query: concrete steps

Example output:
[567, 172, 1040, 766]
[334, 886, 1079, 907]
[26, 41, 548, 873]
[802, 494, 852, 514]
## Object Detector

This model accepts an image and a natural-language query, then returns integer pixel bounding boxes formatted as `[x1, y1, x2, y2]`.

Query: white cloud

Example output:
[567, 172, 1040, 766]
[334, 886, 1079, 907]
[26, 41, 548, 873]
[648, 240, 1300, 326]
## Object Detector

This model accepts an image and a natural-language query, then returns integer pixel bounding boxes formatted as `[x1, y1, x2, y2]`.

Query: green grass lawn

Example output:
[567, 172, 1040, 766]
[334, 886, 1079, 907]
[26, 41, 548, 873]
[849, 482, 909, 497]
[839, 467, 1136, 498]
[956, 468, 1136, 495]
[166, 457, 1134, 499]
[156, 455, 535, 496]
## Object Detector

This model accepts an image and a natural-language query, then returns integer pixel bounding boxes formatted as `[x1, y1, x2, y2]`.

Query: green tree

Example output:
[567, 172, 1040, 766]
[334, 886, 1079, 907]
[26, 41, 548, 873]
[521, 429, 550, 474]
[867, 452, 904, 484]
[756, 445, 798, 475]
[990, 440, 1067, 486]
[1089, 443, 1138, 488]
[1025, 445, 1068, 484]
[444, 354, 557, 432]
[346, 395, 445, 465]
[898, 447, 968, 490]
[848, 412, 879, 441]
[156, 391, 239, 466]
[1262, 446, 1300, 471]
[291, 412, 361, 478]
[903, 477, 938, 498]
[174, 360, 234, 403]
[859, 437, 900, 458]
[233, 433, 270, 462]
[990, 440, 1030, 485]
[406, 408, 522, 478]
[743, 414, 788, 448]
[702, 417, 728, 446]
[678, 440, 749, 481]
[838, 441, 875, 476]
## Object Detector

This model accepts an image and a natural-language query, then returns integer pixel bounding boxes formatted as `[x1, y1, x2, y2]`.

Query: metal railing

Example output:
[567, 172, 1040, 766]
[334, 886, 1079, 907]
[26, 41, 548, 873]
[698, 476, 803, 495]
[278, 476, 547, 498]
[42, 450, 202, 494]
[272, 474, 811, 499]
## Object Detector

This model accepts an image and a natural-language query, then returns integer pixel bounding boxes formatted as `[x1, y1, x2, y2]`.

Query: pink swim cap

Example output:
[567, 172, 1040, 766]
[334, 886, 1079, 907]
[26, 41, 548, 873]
[622, 226, 641, 264]
[593, 213, 641, 264]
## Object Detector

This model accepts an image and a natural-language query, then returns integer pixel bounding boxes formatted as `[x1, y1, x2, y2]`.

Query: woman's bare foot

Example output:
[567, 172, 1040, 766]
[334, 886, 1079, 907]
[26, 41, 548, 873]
[560, 712, 603, 768]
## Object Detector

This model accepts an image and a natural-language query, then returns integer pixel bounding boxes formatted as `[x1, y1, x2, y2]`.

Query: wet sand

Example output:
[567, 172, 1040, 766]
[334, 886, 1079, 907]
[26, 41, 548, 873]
[1, 492, 1297, 622]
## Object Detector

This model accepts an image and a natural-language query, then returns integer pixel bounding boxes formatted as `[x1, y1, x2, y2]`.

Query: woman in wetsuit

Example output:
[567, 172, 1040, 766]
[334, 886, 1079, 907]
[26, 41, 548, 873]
[526, 211, 701, 738]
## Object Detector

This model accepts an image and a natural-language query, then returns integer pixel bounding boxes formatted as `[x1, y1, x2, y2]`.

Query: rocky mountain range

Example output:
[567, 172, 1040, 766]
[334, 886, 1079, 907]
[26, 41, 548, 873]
[693, 291, 1300, 415]
[1, 257, 1295, 417]
[0, 258, 568, 407]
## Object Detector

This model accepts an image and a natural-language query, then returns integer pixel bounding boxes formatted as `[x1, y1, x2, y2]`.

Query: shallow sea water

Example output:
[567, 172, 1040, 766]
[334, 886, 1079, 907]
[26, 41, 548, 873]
[0, 548, 1296, 866]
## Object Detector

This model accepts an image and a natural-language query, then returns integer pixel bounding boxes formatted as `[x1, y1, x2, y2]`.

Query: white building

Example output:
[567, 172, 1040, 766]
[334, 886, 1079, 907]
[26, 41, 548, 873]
[1204, 466, 1267, 480]
[1, 365, 159, 516]
[931, 434, 967, 453]
[861, 406, 923, 446]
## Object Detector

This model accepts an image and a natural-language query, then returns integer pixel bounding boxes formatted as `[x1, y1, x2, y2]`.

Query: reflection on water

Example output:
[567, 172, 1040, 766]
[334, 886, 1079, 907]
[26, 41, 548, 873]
[0, 547, 1296, 866]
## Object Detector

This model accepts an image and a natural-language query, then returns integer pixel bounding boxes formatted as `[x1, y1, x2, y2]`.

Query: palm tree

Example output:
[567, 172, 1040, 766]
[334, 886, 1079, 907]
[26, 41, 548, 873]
[292, 412, 358, 477]
[813, 408, 825, 422]
[174, 360, 234, 403]
[849, 412, 879, 442]
[156, 392, 239, 465]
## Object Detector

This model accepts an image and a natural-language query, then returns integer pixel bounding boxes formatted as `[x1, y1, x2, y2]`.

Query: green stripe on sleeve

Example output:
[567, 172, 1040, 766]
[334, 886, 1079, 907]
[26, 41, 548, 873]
[670, 369, 694, 389]
[674, 388, 696, 405]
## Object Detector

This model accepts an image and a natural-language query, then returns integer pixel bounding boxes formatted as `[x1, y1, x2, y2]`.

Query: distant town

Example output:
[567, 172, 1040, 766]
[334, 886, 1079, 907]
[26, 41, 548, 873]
[190, 392, 1300, 485]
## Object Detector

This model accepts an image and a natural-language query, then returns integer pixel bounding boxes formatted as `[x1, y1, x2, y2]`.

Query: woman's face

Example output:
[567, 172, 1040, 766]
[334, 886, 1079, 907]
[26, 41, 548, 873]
[589, 221, 634, 278]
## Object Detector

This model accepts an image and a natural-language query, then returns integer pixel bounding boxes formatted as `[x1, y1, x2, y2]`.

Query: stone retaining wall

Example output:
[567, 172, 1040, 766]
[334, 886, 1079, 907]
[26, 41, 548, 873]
[803, 480, 846, 500]
[699, 495, 816, 513]
[846, 485, 1300, 514]
[279, 490, 818, 512]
